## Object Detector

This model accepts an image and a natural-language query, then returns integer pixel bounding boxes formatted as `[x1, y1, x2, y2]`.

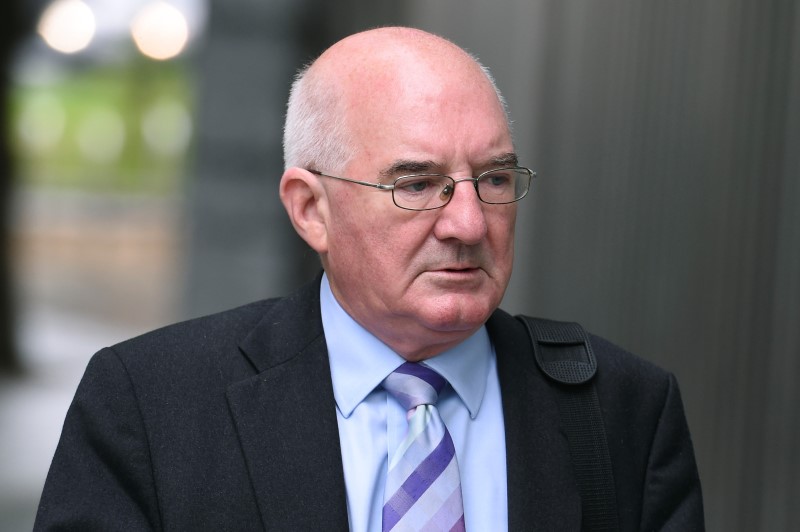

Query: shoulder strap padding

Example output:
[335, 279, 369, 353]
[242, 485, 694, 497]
[517, 316, 597, 385]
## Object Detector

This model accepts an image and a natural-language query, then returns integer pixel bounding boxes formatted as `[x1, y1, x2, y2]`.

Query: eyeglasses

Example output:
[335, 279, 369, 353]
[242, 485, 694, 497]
[308, 167, 535, 211]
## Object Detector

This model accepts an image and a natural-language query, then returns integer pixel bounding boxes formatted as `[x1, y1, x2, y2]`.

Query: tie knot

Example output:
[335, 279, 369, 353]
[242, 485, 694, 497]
[382, 362, 446, 410]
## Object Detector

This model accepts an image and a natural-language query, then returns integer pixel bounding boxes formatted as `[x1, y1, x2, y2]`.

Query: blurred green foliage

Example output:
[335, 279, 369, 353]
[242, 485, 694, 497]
[10, 58, 193, 195]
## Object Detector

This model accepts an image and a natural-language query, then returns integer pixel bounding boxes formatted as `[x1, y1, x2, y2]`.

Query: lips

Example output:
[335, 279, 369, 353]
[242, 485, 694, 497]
[427, 265, 484, 277]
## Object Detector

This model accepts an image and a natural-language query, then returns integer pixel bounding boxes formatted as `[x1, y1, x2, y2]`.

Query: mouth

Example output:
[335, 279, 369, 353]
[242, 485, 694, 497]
[420, 266, 487, 289]
[427, 265, 485, 280]
[437, 265, 480, 273]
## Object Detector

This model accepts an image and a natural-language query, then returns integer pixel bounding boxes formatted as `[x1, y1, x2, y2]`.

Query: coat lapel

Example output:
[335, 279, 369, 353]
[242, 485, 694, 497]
[488, 310, 582, 531]
[226, 279, 349, 531]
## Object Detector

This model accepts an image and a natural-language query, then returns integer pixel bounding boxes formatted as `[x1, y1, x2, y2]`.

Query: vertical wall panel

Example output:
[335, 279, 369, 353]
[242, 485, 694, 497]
[758, 4, 800, 530]
[186, 0, 320, 316]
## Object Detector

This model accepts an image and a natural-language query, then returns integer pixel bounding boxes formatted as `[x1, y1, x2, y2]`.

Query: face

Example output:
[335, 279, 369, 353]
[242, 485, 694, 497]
[317, 51, 518, 360]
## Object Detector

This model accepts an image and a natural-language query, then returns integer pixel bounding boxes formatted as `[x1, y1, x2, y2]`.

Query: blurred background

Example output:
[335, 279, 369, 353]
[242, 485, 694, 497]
[0, 0, 797, 530]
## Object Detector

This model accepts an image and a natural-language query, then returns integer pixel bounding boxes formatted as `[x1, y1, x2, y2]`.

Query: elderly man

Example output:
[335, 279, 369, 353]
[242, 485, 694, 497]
[35, 27, 703, 531]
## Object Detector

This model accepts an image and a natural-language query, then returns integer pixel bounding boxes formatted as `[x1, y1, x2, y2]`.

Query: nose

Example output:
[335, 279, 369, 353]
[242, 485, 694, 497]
[433, 178, 488, 245]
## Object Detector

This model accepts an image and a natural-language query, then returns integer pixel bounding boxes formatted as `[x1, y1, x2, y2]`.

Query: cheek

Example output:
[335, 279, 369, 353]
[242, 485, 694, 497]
[488, 211, 517, 260]
[358, 224, 429, 282]
[326, 205, 400, 278]
[340, 208, 433, 265]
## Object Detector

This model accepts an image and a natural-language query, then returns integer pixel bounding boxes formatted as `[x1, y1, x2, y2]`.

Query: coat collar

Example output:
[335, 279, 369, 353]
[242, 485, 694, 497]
[227, 276, 349, 530]
[237, 275, 325, 373]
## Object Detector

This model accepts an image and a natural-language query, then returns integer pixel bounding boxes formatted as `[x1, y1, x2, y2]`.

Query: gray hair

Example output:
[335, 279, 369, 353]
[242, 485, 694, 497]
[282, 52, 512, 173]
[472, 54, 513, 134]
[283, 63, 354, 173]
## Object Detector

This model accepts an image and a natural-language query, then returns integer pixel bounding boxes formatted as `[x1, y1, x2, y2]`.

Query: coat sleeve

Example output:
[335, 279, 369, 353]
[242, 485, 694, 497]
[639, 373, 704, 531]
[34, 348, 161, 531]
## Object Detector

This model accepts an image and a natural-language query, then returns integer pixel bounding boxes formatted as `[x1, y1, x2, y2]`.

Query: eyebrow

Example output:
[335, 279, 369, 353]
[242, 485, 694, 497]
[379, 159, 439, 179]
[378, 152, 520, 180]
[488, 152, 519, 167]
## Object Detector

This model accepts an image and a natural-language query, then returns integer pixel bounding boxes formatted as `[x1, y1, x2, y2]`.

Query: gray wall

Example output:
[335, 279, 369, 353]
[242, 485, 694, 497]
[187, 1, 800, 530]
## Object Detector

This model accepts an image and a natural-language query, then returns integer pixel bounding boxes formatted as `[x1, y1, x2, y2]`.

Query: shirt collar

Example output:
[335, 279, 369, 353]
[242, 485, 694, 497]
[320, 273, 491, 419]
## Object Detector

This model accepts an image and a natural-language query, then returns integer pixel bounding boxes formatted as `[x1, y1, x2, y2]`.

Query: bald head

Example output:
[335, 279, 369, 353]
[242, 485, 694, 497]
[283, 27, 510, 173]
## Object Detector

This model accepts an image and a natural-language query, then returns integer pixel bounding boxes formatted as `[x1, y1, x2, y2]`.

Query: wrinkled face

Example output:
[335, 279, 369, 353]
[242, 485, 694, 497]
[321, 59, 518, 360]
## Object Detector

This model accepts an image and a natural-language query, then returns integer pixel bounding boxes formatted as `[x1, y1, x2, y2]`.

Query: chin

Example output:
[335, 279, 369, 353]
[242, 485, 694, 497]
[418, 296, 496, 333]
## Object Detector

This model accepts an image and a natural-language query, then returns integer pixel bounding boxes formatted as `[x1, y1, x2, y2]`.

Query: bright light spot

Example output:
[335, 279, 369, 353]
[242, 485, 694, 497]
[37, 0, 96, 54]
[131, 2, 190, 61]
[76, 108, 126, 164]
[141, 99, 193, 157]
[17, 93, 67, 154]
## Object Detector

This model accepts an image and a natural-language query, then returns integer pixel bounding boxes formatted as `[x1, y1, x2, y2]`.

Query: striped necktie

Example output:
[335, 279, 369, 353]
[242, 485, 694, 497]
[381, 362, 466, 532]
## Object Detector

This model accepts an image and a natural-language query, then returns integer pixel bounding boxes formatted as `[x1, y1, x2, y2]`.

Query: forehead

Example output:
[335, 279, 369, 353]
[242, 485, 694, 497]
[342, 54, 513, 173]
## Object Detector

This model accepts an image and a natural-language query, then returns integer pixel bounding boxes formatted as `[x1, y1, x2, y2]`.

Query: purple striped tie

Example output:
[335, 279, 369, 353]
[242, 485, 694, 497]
[382, 362, 465, 532]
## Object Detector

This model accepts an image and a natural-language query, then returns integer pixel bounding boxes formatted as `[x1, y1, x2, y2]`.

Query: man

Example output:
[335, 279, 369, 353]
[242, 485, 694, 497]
[35, 27, 703, 531]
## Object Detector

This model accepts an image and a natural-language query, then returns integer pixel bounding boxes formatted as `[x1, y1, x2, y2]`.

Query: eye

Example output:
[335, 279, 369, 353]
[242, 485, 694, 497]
[392, 175, 452, 209]
[483, 171, 513, 187]
[398, 178, 433, 193]
[477, 169, 524, 203]
[394, 176, 445, 195]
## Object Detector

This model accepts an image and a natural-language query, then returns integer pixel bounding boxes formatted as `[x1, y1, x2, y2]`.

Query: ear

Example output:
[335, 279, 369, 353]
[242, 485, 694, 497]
[280, 167, 330, 254]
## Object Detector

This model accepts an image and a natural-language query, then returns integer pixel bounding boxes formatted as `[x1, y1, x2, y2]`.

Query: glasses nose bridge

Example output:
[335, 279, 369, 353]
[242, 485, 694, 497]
[449, 176, 481, 198]
[442, 176, 482, 207]
[451, 176, 480, 188]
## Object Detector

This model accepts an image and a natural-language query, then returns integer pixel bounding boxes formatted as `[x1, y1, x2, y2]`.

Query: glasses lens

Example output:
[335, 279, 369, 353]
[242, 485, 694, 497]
[393, 175, 454, 210]
[477, 168, 531, 204]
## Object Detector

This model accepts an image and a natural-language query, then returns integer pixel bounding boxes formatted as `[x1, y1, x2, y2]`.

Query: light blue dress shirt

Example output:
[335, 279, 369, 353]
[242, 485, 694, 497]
[320, 274, 508, 532]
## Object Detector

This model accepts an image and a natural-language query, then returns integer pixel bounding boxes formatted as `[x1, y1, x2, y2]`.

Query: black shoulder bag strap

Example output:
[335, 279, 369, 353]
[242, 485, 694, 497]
[516, 315, 620, 531]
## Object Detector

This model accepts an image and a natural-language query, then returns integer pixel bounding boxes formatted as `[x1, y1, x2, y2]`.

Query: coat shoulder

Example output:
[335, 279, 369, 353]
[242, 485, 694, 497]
[102, 298, 276, 376]
[490, 309, 702, 529]
[489, 309, 673, 388]
[114, 299, 277, 355]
